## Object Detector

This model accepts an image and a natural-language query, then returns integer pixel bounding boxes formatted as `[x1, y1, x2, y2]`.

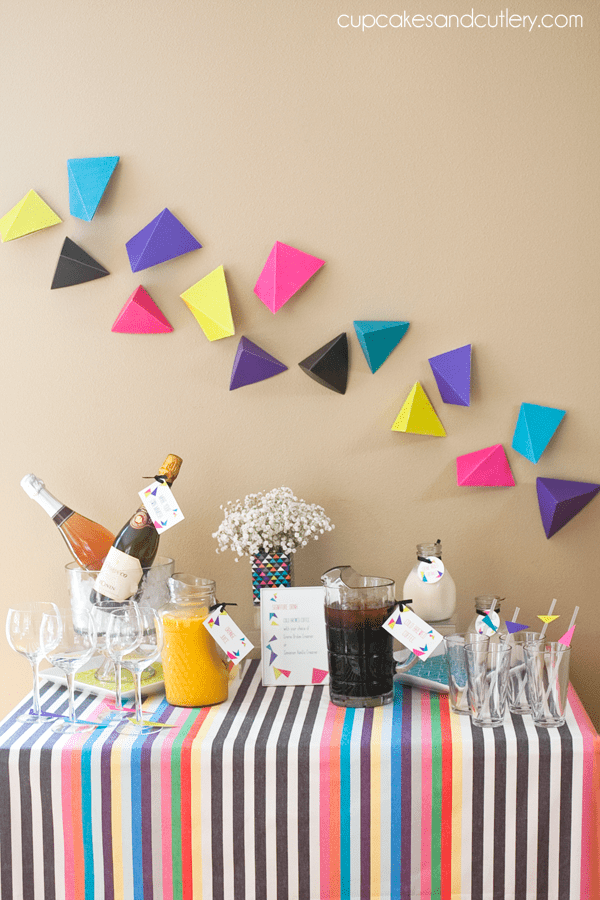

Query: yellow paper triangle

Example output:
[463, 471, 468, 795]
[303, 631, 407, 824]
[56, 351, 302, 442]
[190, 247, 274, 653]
[180, 265, 234, 341]
[391, 382, 446, 436]
[0, 190, 61, 242]
[537, 615, 560, 624]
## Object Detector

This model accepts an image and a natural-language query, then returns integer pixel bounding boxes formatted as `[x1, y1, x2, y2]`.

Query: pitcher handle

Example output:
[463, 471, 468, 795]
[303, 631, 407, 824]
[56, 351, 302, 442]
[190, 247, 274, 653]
[395, 650, 420, 675]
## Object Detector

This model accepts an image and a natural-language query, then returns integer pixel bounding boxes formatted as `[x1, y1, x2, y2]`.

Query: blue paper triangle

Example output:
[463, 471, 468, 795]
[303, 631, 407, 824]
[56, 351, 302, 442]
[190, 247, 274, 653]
[353, 321, 410, 373]
[68, 156, 120, 221]
[512, 403, 566, 463]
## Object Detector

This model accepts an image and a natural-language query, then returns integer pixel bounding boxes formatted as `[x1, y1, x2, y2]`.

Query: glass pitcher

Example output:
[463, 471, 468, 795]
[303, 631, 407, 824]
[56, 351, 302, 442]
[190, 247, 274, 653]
[321, 566, 419, 708]
[159, 573, 229, 707]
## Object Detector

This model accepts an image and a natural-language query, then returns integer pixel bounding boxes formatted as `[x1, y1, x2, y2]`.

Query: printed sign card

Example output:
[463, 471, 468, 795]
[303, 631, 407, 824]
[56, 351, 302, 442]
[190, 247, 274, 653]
[383, 605, 444, 661]
[139, 481, 184, 533]
[260, 587, 330, 686]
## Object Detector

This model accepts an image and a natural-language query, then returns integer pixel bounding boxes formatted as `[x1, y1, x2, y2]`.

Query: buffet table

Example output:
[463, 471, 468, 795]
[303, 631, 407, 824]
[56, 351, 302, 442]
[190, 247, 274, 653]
[0, 660, 598, 900]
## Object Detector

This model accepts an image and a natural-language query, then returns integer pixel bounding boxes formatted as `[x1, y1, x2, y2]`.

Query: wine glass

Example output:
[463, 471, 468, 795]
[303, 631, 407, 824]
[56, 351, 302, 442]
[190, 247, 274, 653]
[6, 602, 61, 723]
[119, 604, 163, 730]
[95, 602, 142, 719]
[41, 607, 97, 733]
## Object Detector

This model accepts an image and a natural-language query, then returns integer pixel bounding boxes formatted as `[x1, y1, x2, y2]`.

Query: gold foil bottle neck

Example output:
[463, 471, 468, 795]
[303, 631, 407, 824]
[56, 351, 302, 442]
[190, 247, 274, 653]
[158, 454, 183, 484]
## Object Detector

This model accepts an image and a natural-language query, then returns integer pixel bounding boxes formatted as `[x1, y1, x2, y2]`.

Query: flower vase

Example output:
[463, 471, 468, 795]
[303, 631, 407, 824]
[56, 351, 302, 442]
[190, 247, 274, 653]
[251, 550, 294, 605]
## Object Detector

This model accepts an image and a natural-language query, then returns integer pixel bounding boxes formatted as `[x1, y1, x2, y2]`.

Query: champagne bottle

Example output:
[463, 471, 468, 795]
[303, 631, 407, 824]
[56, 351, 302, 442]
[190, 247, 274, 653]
[92, 454, 182, 605]
[20, 474, 115, 569]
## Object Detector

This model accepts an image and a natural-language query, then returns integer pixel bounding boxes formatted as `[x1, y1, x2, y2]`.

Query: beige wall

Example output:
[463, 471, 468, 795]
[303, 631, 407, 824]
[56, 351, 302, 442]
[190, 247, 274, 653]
[1, 0, 599, 727]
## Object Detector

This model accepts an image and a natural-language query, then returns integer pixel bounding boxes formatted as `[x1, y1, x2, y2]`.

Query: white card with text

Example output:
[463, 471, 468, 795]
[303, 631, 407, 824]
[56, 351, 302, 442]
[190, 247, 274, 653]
[203, 606, 254, 663]
[383, 606, 444, 661]
[139, 481, 184, 533]
[260, 586, 330, 687]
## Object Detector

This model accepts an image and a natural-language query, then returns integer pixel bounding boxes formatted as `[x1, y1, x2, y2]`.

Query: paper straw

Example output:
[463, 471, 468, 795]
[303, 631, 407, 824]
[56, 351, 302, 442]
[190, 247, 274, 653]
[566, 605, 579, 634]
[539, 598, 557, 638]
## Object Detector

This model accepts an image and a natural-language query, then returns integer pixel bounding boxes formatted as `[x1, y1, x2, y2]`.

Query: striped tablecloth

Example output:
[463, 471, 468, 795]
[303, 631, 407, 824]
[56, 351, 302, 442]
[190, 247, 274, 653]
[0, 660, 598, 900]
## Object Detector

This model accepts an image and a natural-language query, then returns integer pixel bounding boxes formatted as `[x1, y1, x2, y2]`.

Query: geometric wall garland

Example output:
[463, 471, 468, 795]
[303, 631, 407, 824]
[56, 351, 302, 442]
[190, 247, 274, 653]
[180, 265, 235, 341]
[456, 444, 515, 487]
[4, 160, 599, 540]
[391, 382, 446, 436]
[254, 241, 325, 314]
[299, 333, 348, 394]
[429, 343, 472, 406]
[111, 286, 173, 334]
[354, 320, 410, 373]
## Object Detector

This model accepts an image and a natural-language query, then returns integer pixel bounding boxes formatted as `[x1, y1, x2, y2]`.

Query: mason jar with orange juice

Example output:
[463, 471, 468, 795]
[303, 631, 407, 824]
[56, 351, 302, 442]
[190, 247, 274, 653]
[159, 574, 229, 707]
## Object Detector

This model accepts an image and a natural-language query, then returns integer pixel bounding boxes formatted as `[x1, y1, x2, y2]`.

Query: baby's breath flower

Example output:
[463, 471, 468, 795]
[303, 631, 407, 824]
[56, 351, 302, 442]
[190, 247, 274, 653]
[213, 487, 334, 557]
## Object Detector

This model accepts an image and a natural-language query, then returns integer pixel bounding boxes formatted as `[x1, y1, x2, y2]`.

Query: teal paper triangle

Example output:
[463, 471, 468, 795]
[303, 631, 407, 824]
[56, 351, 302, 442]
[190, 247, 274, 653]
[353, 320, 410, 373]
[512, 403, 566, 463]
[68, 156, 120, 221]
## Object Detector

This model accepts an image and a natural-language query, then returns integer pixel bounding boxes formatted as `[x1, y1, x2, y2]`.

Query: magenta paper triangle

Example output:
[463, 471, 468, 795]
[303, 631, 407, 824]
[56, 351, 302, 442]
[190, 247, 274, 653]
[254, 241, 325, 313]
[505, 621, 529, 634]
[111, 286, 173, 333]
[457, 444, 515, 486]
[558, 625, 576, 646]
[312, 668, 328, 684]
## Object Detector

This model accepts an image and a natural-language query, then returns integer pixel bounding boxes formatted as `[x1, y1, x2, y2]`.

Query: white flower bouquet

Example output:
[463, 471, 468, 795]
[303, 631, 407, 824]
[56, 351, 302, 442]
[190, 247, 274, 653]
[213, 487, 334, 560]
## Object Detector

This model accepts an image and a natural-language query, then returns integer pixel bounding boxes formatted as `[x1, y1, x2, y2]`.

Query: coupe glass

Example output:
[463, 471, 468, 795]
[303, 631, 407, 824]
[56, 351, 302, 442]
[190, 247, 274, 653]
[41, 607, 97, 732]
[119, 605, 163, 730]
[93, 602, 142, 719]
[6, 602, 61, 723]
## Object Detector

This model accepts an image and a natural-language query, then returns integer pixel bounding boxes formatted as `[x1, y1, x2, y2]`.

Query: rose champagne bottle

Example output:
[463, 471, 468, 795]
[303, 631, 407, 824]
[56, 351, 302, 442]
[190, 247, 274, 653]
[20, 474, 115, 569]
[92, 454, 182, 606]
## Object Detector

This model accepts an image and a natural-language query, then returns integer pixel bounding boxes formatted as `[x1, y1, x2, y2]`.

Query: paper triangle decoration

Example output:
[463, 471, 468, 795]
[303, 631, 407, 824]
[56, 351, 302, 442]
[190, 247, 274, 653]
[51, 237, 109, 289]
[67, 156, 119, 221]
[0, 190, 61, 242]
[299, 333, 348, 394]
[273, 667, 283, 679]
[558, 625, 576, 646]
[111, 286, 172, 334]
[505, 621, 529, 634]
[269, 649, 278, 665]
[181, 265, 234, 340]
[512, 403, 566, 463]
[269, 613, 279, 622]
[481, 614, 499, 633]
[126, 208, 201, 272]
[428, 344, 472, 406]
[254, 241, 325, 313]
[312, 668, 328, 684]
[537, 615, 560, 624]
[391, 383, 446, 436]
[270, 635, 277, 642]
[536, 477, 600, 538]
[353, 320, 410, 373]
[229, 336, 287, 390]
[456, 444, 515, 486]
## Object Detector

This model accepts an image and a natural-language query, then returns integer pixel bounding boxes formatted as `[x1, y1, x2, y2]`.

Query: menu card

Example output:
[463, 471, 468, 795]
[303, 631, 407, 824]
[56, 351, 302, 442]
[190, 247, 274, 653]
[260, 586, 330, 687]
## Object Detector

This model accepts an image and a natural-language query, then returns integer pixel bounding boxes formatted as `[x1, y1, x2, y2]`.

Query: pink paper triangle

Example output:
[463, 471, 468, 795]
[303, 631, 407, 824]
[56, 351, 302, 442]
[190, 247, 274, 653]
[111, 286, 173, 334]
[558, 625, 576, 646]
[254, 241, 325, 313]
[456, 444, 515, 487]
[311, 668, 328, 684]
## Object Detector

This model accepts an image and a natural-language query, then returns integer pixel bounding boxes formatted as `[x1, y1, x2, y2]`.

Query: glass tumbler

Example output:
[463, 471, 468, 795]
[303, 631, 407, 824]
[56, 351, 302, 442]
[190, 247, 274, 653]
[465, 640, 512, 727]
[523, 641, 570, 727]
[506, 631, 543, 714]
[443, 633, 489, 715]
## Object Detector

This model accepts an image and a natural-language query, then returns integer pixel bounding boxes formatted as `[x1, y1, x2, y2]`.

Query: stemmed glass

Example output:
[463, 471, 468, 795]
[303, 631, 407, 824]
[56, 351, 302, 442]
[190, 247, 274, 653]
[41, 607, 97, 732]
[6, 602, 61, 723]
[94, 602, 142, 719]
[119, 604, 163, 730]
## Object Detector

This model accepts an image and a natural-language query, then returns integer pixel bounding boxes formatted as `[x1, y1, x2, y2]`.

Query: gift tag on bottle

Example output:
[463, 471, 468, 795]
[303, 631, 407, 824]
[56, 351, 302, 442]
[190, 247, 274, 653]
[383, 606, 443, 661]
[417, 557, 445, 583]
[204, 606, 254, 663]
[139, 481, 184, 533]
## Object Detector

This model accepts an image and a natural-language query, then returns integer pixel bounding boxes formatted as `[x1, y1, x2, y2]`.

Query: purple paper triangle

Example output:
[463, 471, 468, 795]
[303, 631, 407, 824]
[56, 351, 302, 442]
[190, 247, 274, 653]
[269, 649, 278, 665]
[536, 477, 600, 538]
[429, 344, 472, 406]
[126, 208, 201, 272]
[229, 336, 287, 390]
[505, 621, 529, 634]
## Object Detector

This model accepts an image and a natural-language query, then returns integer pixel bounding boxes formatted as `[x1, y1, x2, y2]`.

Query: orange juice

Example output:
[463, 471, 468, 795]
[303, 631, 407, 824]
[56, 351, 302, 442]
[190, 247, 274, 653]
[161, 609, 229, 707]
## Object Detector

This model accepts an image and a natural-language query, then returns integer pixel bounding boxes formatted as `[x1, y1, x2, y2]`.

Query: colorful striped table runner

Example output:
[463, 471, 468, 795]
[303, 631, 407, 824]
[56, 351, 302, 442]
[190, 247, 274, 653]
[0, 660, 598, 900]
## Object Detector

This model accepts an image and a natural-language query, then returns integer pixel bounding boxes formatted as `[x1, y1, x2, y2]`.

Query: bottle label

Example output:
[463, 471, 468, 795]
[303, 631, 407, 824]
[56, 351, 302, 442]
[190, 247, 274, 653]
[417, 557, 445, 583]
[130, 508, 152, 529]
[203, 606, 254, 663]
[138, 482, 185, 533]
[383, 606, 444, 661]
[94, 547, 144, 602]
[475, 610, 500, 636]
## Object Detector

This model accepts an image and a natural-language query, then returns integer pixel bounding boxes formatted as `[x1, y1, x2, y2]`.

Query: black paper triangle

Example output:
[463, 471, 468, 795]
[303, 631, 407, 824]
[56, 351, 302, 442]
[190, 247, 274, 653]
[299, 332, 348, 394]
[51, 237, 110, 289]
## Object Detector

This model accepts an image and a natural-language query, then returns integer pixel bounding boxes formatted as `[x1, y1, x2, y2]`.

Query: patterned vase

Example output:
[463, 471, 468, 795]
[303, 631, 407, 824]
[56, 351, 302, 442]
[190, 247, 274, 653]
[251, 550, 294, 605]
